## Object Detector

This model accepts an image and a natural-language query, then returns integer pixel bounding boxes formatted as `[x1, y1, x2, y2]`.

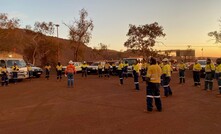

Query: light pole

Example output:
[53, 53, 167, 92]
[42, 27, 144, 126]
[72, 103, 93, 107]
[54, 24, 59, 61]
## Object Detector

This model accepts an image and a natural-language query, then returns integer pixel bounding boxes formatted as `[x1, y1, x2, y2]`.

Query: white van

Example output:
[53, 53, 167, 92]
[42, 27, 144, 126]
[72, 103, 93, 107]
[122, 57, 143, 76]
[0, 58, 29, 79]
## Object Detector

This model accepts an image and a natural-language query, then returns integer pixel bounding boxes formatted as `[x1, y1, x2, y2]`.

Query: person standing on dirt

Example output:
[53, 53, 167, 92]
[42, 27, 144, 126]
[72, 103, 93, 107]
[177, 60, 186, 84]
[81, 61, 88, 78]
[111, 62, 117, 76]
[104, 61, 111, 78]
[141, 59, 148, 82]
[123, 61, 129, 78]
[1, 65, 9, 86]
[204, 58, 215, 91]
[117, 61, 124, 85]
[45, 63, 51, 80]
[133, 60, 140, 90]
[56, 62, 63, 81]
[98, 62, 103, 77]
[193, 60, 202, 87]
[65, 60, 76, 88]
[145, 57, 162, 112]
[162, 58, 173, 97]
[215, 58, 221, 97]
[11, 62, 19, 84]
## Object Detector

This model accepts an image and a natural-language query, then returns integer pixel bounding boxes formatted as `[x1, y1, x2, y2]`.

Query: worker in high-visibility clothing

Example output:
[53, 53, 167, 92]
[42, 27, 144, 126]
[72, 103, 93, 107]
[162, 58, 173, 97]
[215, 58, 221, 97]
[177, 60, 186, 84]
[1, 65, 9, 86]
[56, 62, 63, 81]
[11, 62, 19, 84]
[193, 60, 202, 86]
[117, 61, 124, 85]
[204, 58, 215, 91]
[65, 60, 76, 88]
[145, 57, 162, 112]
[133, 60, 140, 90]
[123, 61, 129, 78]
[104, 61, 111, 78]
[81, 61, 88, 77]
[27, 63, 33, 80]
[45, 63, 51, 80]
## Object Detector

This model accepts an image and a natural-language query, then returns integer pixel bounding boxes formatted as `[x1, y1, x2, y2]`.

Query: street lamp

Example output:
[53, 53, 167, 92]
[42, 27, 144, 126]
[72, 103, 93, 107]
[54, 24, 60, 61]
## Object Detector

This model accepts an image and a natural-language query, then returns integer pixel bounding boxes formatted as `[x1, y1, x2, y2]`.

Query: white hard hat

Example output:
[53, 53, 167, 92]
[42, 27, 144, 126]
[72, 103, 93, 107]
[69, 60, 74, 64]
[83, 61, 86, 63]
[162, 58, 169, 62]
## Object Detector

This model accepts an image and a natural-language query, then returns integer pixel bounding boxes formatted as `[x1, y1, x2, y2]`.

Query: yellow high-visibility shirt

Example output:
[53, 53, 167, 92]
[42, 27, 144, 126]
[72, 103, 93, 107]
[193, 63, 202, 71]
[205, 63, 215, 72]
[12, 65, 19, 72]
[98, 64, 103, 69]
[162, 64, 171, 77]
[45, 65, 51, 71]
[56, 65, 63, 71]
[104, 63, 110, 69]
[81, 64, 88, 68]
[216, 64, 221, 79]
[1, 67, 7, 73]
[146, 64, 162, 83]
[118, 63, 124, 70]
[178, 63, 186, 70]
[133, 64, 139, 73]
[27, 66, 32, 71]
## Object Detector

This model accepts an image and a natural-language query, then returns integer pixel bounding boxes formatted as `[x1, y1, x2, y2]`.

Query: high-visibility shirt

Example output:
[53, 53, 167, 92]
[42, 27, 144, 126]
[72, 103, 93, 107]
[65, 64, 76, 74]
[162, 64, 171, 77]
[98, 64, 103, 69]
[117, 63, 124, 70]
[141, 63, 147, 69]
[215, 66, 219, 73]
[27, 66, 32, 71]
[81, 64, 88, 70]
[56, 65, 63, 71]
[133, 64, 139, 73]
[178, 63, 186, 70]
[12, 65, 19, 72]
[104, 63, 110, 69]
[45, 65, 51, 71]
[146, 64, 162, 83]
[1, 67, 7, 73]
[216, 64, 221, 78]
[193, 63, 202, 71]
[205, 63, 215, 72]
[123, 63, 129, 68]
[112, 63, 116, 67]
[159, 63, 164, 68]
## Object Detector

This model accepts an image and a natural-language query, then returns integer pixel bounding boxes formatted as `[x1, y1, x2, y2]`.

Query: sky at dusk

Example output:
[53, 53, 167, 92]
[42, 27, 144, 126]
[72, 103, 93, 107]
[1, 0, 221, 57]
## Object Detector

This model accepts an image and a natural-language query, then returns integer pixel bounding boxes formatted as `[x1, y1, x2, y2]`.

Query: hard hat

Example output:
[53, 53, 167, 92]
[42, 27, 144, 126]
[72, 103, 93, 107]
[83, 61, 86, 63]
[162, 58, 169, 62]
[69, 60, 74, 64]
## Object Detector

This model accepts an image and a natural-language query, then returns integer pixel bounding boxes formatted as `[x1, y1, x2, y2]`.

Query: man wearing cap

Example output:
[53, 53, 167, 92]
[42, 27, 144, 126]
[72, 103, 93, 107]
[81, 61, 88, 77]
[162, 58, 173, 97]
[65, 60, 76, 88]
[145, 57, 162, 112]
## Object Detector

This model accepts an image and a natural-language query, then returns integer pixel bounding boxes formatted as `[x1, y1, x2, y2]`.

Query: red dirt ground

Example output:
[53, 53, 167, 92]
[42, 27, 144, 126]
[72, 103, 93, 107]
[0, 70, 221, 134]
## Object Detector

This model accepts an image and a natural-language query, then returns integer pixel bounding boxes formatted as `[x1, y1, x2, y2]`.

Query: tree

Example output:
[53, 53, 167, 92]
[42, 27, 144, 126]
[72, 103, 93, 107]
[124, 22, 166, 59]
[208, 19, 221, 44]
[0, 13, 20, 29]
[64, 8, 94, 61]
[24, 21, 55, 65]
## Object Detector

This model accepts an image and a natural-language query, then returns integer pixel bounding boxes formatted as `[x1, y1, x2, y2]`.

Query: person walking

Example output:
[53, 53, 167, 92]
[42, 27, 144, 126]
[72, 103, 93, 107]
[123, 61, 129, 78]
[133, 60, 140, 90]
[81, 61, 88, 78]
[162, 58, 173, 97]
[56, 62, 63, 81]
[65, 60, 76, 88]
[1, 65, 9, 86]
[193, 60, 202, 87]
[145, 57, 162, 112]
[117, 61, 124, 85]
[215, 58, 221, 97]
[11, 62, 19, 84]
[177, 60, 186, 84]
[45, 63, 51, 80]
[204, 58, 215, 91]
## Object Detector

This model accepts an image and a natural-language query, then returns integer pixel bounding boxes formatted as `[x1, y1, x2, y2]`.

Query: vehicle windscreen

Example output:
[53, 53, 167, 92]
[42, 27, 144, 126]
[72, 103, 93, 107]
[198, 60, 206, 65]
[6, 60, 27, 67]
[123, 59, 137, 66]
[91, 63, 99, 66]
